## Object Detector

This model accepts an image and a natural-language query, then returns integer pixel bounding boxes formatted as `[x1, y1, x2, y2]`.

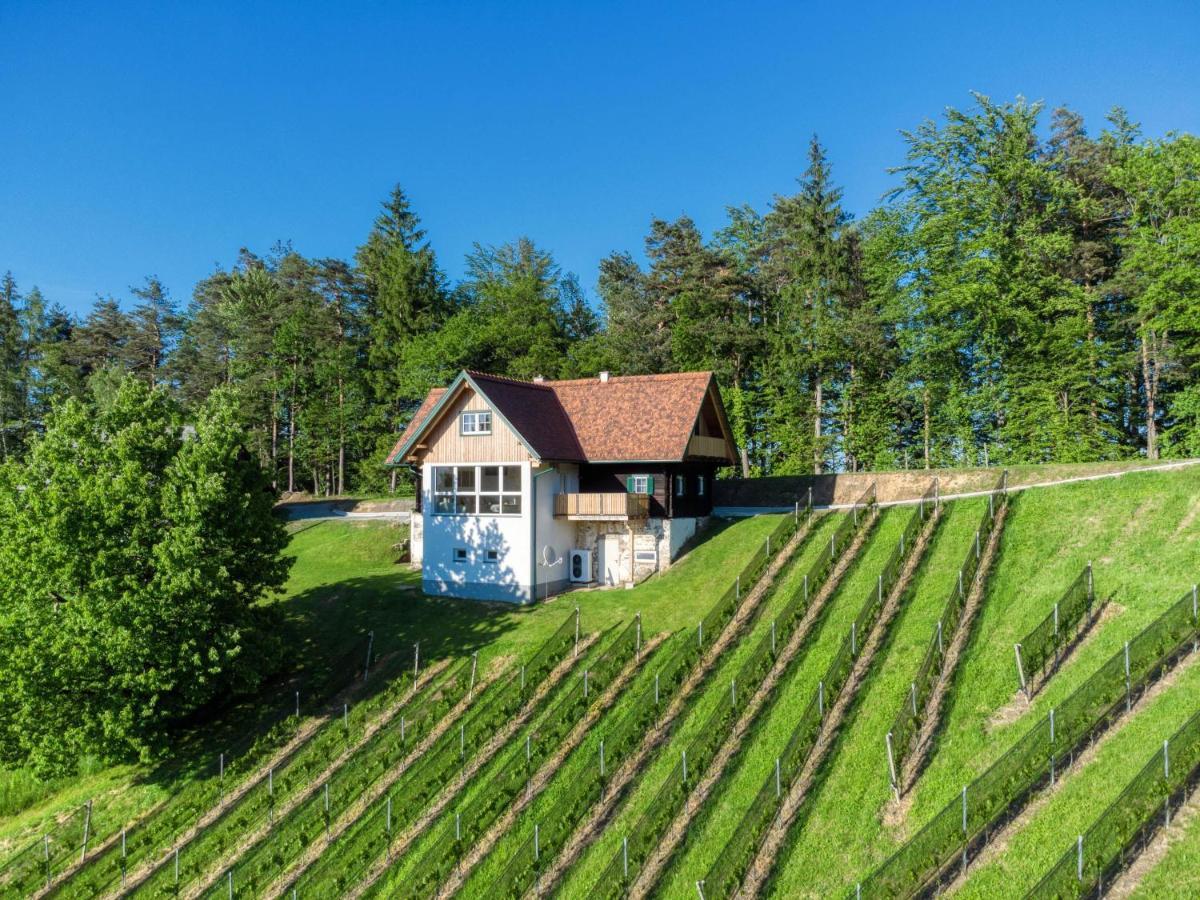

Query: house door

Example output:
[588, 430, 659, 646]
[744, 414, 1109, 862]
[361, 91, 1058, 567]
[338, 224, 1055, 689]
[601, 534, 623, 586]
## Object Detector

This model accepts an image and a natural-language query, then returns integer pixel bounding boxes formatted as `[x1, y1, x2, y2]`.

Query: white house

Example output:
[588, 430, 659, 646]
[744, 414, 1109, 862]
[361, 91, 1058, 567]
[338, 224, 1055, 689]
[386, 369, 737, 603]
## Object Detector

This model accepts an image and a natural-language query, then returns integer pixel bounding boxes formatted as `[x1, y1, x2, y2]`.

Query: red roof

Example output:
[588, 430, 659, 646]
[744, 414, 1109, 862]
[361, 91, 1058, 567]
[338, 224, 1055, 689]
[548, 372, 717, 461]
[387, 370, 733, 464]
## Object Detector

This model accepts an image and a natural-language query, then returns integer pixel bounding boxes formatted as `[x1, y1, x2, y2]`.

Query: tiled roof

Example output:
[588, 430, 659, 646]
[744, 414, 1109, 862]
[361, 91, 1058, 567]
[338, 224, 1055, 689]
[389, 370, 731, 464]
[469, 373, 586, 461]
[548, 372, 717, 461]
[387, 388, 445, 464]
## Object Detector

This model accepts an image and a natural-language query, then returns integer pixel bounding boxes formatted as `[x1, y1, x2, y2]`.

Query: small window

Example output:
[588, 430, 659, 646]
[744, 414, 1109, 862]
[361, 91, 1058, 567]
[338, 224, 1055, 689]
[628, 474, 651, 495]
[460, 410, 492, 435]
[484, 549, 500, 564]
[453, 547, 469, 564]
[697, 475, 706, 496]
[674, 474, 685, 497]
[635, 549, 658, 564]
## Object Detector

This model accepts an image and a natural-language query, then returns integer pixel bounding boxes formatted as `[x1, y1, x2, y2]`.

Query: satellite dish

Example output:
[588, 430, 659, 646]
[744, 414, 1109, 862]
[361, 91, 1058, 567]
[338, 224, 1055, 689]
[541, 545, 562, 568]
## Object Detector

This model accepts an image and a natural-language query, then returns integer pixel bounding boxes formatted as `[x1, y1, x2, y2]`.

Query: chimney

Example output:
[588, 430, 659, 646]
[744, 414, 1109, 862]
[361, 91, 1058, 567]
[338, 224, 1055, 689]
[599, 371, 611, 383]
[532, 374, 546, 383]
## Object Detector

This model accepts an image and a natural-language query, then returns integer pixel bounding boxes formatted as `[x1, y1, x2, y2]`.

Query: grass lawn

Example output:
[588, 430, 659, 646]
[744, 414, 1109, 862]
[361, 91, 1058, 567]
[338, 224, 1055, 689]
[280, 515, 787, 679]
[904, 465, 1200, 834]
[955, 654, 1200, 897]
[1132, 786, 1200, 897]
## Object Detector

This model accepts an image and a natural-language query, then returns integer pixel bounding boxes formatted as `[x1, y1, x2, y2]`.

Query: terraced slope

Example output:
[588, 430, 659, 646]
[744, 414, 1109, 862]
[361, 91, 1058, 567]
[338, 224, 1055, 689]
[653, 508, 910, 897]
[557, 512, 858, 897]
[954, 654, 1200, 897]
[831, 465, 1200, 897]
[766, 500, 988, 898]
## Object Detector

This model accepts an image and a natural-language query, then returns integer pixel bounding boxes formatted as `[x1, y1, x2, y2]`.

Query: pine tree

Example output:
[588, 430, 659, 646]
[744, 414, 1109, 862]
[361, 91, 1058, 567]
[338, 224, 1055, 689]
[356, 186, 446, 488]
[127, 277, 181, 389]
[597, 251, 670, 374]
[763, 136, 852, 474]
[0, 273, 23, 459]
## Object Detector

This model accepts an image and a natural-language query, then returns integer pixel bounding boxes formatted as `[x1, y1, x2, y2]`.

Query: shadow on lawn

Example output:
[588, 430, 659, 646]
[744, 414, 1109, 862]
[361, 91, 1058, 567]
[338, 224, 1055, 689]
[139, 569, 523, 789]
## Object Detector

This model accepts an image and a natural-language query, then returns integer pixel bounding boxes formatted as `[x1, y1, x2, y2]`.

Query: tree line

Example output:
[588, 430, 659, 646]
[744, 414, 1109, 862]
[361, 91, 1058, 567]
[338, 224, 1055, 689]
[2, 94, 1197, 488]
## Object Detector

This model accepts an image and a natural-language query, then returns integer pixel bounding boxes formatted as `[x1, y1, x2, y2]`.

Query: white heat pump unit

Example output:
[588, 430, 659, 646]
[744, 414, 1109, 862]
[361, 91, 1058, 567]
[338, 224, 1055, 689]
[569, 549, 594, 584]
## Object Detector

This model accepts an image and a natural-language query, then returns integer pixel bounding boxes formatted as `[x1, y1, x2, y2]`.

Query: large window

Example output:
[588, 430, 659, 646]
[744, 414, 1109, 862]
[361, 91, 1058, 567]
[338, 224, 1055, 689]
[432, 465, 522, 515]
[460, 411, 492, 435]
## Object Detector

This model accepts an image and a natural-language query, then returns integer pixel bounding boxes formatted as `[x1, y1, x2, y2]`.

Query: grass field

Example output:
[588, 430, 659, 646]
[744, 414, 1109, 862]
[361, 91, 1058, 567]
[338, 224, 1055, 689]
[0, 514, 781, 882]
[653, 508, 908, 897]
[766, 499, 988, 898]
[557, 511, 852, 896]
[5, 463, 1200, 899]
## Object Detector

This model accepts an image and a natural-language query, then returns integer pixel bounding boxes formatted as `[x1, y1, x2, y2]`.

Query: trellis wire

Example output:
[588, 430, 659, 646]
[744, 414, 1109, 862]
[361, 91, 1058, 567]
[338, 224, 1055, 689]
[165, 613, 578, 900]
[1, 630, 390, 898]
[888, 471, 1009, 786]
[700, 480, 935, 899]
[589, 484, 878, 898]
[1027, 705, 1200, 898]
[860, 585, 1200, 898]
[488, 490, 827, 899]
[1015, 563, 1096, 695]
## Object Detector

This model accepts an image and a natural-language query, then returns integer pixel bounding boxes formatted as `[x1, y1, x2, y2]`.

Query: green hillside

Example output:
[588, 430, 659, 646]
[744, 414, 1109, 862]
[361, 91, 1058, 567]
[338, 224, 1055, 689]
[4, 464, 1200, 899]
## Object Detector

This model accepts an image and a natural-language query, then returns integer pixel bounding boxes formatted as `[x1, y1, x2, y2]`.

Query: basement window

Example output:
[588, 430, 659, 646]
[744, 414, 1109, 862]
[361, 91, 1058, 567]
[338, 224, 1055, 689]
[635, 549, 658, 564]
[453, 547, 469, 564]
[484, 549, 500, 564]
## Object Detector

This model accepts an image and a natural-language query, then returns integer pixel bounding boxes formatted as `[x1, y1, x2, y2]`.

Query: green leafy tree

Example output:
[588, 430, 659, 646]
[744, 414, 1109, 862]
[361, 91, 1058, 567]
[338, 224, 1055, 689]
[1111, 134, 1200, 458]
[0, 378, 289, 774]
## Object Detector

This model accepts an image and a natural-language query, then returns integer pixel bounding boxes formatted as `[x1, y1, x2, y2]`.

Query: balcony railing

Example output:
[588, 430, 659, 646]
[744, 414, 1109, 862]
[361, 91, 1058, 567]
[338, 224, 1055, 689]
[687, 433, 730, 459]
[554, 492, 650, 520]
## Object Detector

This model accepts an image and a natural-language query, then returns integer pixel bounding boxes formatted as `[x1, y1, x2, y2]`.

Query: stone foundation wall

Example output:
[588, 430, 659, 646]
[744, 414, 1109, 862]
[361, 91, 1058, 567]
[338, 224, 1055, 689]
[575, 517, 709, 586]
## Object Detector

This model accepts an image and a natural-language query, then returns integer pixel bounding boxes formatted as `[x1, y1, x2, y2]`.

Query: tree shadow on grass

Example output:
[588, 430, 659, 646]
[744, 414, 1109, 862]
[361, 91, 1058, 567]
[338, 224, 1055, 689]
[140, 571, 523, 789]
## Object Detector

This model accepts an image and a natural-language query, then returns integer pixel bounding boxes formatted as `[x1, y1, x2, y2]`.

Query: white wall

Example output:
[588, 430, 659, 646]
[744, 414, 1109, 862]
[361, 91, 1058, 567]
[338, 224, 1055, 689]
[421, 460, 535, 603]
[531, 463, 577, 600]
[420, 461, 580, 604]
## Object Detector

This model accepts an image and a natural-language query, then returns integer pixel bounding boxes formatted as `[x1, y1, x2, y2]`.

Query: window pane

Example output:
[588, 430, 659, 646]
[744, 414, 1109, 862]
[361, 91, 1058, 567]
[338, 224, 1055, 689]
[434, 495, 454, 514]
[434, 467, 454, 493]
[457, 466, 476, 492]
[455, 495, 477, 514]
[502, 466, 522, 492]
[477, 411, 492, 431]
[479, 494, 501, 514]
[501, 495, 522, 514]
[481, 466, 500, 492]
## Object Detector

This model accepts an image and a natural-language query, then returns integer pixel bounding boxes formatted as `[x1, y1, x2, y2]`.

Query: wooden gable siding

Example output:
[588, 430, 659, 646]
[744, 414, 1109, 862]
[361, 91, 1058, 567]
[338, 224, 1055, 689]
[418, 388, 533, 464]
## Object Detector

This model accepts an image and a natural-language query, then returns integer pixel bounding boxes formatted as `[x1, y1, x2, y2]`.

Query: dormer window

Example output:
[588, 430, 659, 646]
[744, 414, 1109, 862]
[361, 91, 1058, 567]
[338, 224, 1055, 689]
[461, 411, 492, 435]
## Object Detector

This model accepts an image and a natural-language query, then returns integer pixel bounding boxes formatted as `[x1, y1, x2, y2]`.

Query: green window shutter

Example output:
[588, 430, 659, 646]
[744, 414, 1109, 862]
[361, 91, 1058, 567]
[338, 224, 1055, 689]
[647, 475, 655, 494]
[626, 475, 635, 492]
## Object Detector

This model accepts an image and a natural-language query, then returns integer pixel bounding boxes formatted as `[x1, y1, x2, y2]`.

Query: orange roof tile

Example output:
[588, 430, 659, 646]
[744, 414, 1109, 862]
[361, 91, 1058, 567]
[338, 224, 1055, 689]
[388, 370, 733, 464]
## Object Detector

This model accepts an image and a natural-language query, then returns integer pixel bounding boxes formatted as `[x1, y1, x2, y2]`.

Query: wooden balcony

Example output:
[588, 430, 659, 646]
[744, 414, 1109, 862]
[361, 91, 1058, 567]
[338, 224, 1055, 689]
[687, 433, 731, 460]
[554, 492, 650, 520]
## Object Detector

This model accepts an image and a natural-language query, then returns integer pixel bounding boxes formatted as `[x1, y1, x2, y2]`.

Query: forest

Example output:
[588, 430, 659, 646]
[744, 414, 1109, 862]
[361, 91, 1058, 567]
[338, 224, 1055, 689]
[1, 94, 1198, 491]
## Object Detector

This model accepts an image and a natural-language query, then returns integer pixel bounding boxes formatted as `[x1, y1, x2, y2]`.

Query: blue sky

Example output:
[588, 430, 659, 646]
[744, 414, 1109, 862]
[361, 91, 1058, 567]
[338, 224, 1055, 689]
[2, 0, 1197, 315]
